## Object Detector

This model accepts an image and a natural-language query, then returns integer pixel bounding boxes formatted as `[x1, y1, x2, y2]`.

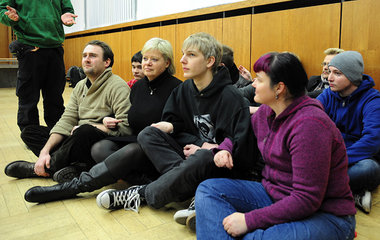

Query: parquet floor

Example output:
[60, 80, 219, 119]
[0, 85, 379, 239]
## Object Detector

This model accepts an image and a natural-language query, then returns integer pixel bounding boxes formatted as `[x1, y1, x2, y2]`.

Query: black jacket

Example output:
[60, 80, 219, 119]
[307, 75, 327, 98]
[162, 66, 260, 177]
[128, 70, 182, 135]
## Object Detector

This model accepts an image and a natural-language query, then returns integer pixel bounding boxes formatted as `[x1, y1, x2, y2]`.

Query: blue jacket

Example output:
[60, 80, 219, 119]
[317, 74, 380, 164]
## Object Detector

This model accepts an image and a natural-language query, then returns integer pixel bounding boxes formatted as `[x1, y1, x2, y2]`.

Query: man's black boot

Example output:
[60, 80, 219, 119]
[25, 162, 116, 203]
[4, 160, 38, 179]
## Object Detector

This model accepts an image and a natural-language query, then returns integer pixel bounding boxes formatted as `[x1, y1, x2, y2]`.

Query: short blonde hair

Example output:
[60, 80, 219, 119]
[142, 38, 175, 75]
[182, 32, 222, 74]
[324, 48, 344, 55]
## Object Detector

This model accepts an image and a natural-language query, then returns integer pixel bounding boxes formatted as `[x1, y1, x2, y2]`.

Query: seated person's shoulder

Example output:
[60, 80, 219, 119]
[109, 75, 129, 87]
[307, 75, 322, 91]
[222, 84, 249, 105]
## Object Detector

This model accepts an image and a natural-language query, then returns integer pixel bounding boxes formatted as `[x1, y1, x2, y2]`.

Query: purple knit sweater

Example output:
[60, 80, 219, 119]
[246, 96, 356, 231]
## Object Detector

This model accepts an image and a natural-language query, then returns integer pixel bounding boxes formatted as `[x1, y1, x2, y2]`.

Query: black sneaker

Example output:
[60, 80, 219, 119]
[96, 185, 145, 212]
[354, 191, 372, 213]
[52, 166, 81, 184]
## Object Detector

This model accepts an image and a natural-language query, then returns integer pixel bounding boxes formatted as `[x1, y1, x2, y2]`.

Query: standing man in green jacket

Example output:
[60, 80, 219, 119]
[4, 40, 132, 184]
[0, 0, 77, 131]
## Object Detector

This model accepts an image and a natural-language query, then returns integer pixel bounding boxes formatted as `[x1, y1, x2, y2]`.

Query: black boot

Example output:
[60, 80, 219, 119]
[24, 162, 116, 203]
[4, 160, 38, 178]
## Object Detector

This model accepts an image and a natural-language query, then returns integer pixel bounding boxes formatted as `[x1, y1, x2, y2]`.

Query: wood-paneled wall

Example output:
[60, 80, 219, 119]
[251, 3, 341, 80]
[341, 0, 380, 89]
[2, 0, 379, 90]
[0, 24, 10, 58]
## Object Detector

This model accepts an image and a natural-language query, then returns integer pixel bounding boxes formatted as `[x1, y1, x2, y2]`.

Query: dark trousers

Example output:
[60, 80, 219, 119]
[16, 45, 66, 131]
[137, 126, 232, 209]
[91, 140, 160, 185]
[21, 124, 109, 174]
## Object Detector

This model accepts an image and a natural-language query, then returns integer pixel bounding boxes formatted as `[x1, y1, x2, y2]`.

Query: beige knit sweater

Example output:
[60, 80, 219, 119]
[51, 68, 132, 137]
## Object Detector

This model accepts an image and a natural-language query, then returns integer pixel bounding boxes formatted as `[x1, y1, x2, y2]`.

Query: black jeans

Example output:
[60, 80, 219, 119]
[14, 42, 66, 131]
[137, 126, 232, 208]
[21, 124, 109, 174]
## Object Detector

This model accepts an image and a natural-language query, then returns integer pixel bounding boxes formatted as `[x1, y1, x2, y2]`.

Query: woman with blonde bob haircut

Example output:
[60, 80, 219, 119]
[142, 37, 175, 75]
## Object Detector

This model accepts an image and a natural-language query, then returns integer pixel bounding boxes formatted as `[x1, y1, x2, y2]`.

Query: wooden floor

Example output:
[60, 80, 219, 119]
[0, 85, 195, 240]
[0, 85, 379, 240]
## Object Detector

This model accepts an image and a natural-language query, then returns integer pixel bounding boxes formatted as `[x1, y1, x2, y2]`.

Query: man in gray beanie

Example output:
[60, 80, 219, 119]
[307, 48, 344, 98]
[317, 50, 380, 214]
[329, 50, 364, 86]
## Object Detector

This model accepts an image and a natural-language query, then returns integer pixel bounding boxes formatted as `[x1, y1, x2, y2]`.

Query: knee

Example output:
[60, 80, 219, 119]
[20, 126, 34, 141]
[137, 126, 161, 144]
[72, 124, 95, 136]
[91, 139, 118, 163]
[195, 179, 220, 204]
[20, 125, 49, 142]
[196, 179, 214, 195]
[351, 159, 380, 176]
[91, 141, 106, 163]
[189, 149, 214, 168]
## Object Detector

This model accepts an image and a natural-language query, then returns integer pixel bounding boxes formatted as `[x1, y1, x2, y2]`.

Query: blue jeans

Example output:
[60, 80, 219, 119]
[196, 178, 356, 240]
[348, 158, 380, 193]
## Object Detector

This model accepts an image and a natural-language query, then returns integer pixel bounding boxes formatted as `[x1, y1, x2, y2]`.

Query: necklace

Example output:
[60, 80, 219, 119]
[149, 86, 156, 95]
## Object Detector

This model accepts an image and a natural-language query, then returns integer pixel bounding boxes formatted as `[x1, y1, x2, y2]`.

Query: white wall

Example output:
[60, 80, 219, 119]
[136, 0, 241, 20]
[63, 0, 85, 34]
[64, 0, 241, 34]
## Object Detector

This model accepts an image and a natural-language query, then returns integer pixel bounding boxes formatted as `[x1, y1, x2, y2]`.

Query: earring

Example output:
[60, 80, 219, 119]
[275, 94, 279, 100]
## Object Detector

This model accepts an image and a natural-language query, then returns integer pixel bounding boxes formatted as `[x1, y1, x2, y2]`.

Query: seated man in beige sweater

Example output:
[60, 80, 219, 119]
[5, 40, 132, 183]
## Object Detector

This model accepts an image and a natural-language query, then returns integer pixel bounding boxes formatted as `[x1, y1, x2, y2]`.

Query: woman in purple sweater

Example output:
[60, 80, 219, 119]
[195, 52, 356, 239]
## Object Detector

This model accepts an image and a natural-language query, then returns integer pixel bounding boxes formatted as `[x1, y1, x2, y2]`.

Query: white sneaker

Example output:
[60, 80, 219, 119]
[173, 199, 195, 225]
[354, 190, 372, 213]
[96, 185, 144, 213]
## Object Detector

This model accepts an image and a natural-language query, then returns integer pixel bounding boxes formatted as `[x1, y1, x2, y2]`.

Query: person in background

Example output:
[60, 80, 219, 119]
[22, 38, 181, 204]
[195, 52, 356, 239]
[317, 51, 380, 213]
[0, 1, 77, 131]
[220, 45, 260, 114]
[5, 40, 132, 185]
[307, 48, 344, 98]
[128, 51, 145, 88]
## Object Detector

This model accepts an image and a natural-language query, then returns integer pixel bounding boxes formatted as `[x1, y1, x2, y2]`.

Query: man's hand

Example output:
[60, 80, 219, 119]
[214, 150, 233, 169]
[61, 12, 77, 26]
[103, 117, 122, 129]
[223, 212, 248, 237]
[34, 151, 51, 177]
[151, 121, 173, 134]
[4, 6, 19, 21]
[183, 144, 201, 158]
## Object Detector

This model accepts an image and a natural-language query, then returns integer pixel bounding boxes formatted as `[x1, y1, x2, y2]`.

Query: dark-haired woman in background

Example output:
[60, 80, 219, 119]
[195, 52, 356, 239]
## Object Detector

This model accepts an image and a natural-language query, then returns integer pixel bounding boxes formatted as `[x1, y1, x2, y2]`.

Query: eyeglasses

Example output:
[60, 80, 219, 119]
[321, 62, 329, 67]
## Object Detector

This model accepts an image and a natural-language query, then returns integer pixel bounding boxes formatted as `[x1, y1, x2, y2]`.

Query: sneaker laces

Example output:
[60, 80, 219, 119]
[354, 194, 362, 207]
[188, 199, 195, 211]
[110, 186, 143, 213]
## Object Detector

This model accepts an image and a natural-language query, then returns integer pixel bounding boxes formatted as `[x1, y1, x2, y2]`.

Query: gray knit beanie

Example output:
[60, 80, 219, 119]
[328, 51, 364, 86]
